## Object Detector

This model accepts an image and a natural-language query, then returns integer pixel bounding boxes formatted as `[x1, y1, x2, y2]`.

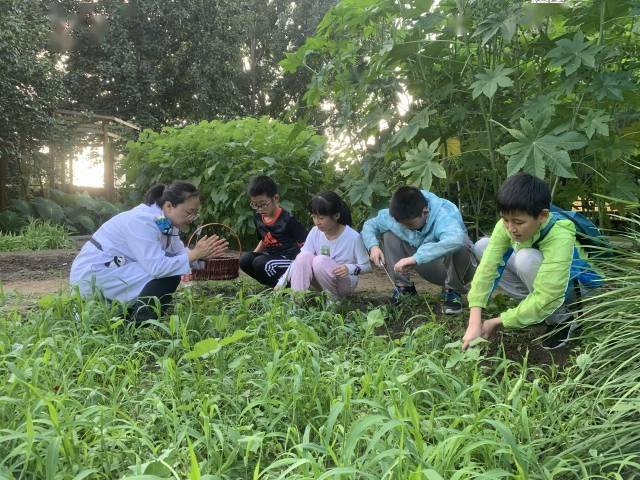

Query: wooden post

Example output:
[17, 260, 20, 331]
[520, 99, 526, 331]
[103, 122, 115, 200]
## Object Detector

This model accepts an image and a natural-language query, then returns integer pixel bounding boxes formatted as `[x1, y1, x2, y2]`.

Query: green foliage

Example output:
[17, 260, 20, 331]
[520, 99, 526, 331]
[30, 197, 65, 225]
[579, 109, 610, 139]
[399, 138, 446, 190]
[284, 0, 640, 228]
[123, 117, 335, 242]
[470, 65, 514, 100]
[497, 118, 587, 178]
[1, 240, 640, 477]
[0, 1, 65, 208]
[0, 191, 122, 235]
[53, 0, 336, 128]
[546, 31, 602, 76]
[0, 219, 73, 251]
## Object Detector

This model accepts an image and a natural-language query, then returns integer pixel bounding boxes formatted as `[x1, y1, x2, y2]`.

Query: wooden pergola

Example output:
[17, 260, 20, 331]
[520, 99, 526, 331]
[53, 109, 141, 200]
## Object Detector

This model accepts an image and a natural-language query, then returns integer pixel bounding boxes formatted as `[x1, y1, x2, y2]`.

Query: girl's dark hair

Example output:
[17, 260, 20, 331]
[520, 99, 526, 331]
[308, 191, 352, 226]
[144, 181, 199, 207]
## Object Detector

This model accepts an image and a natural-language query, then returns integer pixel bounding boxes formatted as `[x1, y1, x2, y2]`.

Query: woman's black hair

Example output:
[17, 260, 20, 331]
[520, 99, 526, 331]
[144, 181, 199, 207]
[308, 191, 352, 226]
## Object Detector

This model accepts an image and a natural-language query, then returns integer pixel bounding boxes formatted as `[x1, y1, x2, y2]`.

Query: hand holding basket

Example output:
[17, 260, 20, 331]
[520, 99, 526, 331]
[188, 223, 242, 281]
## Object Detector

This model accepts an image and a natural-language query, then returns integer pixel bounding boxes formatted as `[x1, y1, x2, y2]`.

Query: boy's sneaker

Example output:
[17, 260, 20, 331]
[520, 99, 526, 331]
[442, 289, 463, 315]
[390, 285, 418, 305]
[542, 317, 580, 350]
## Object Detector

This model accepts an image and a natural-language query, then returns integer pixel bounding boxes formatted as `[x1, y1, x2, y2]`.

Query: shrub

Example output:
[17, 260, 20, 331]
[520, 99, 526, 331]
[0, 191, 123, 235]
[0, 219, 74, 251]
[122, 117, 335, 244]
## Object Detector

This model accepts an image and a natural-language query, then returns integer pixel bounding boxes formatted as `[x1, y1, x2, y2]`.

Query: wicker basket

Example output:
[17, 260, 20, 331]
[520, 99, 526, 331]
[188, 223, 242, 281]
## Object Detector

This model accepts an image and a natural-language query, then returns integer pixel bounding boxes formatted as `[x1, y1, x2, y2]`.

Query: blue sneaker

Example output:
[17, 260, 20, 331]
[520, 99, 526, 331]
[442, 289, 462, 315]
[390, 285, 418, 305]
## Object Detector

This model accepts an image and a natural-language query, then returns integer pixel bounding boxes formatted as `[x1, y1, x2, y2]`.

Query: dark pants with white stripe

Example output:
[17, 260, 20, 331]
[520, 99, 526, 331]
[240, 251, 294, 287]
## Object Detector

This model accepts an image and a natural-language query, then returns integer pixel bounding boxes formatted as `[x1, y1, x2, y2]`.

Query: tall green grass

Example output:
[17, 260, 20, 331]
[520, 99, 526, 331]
[0, 219, 74, 252]
[1, 243, 639, 478]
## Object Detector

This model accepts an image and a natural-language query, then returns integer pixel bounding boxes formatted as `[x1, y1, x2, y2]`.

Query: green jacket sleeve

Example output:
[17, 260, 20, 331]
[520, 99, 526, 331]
[467, 220, 512, 309]
[500, 220, 576, 329]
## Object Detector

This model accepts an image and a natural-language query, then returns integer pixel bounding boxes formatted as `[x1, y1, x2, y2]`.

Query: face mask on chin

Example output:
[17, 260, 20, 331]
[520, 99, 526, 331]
[155, 216, 173, 235]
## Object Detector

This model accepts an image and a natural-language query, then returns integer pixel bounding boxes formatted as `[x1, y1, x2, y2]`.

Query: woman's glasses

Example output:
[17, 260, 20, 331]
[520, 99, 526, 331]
[185, 209, 200, 221]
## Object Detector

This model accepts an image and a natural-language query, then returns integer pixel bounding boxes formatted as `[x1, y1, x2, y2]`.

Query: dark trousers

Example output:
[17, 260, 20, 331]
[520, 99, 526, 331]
[240, 251, 294, 287]
[129, 275, 181, 323]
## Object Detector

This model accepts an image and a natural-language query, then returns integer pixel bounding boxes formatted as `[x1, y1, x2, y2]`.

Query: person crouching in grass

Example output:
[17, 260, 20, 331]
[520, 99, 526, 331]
[70, 181, 228, 323]
[239, 175, 308, 288]
[361, 186, 477, 313]
[462, 173, 602, 351]
[280, 191, 371, 297]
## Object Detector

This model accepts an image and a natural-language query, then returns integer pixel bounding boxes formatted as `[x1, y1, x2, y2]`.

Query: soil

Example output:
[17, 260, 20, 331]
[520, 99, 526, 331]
[0, 248, 437, 297]
[0, 248, 573, 367]
[1, 249, 76, 293]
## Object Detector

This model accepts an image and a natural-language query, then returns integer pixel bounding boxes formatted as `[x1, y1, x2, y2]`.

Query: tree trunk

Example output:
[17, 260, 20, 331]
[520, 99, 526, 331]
[103, 122, 115, 201]
[0, 153, 8, 210]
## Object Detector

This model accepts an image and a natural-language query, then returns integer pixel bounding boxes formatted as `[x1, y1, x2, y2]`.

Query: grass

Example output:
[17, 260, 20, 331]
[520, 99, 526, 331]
[0, 219, 74, 252]
[0, 250, 639, 478]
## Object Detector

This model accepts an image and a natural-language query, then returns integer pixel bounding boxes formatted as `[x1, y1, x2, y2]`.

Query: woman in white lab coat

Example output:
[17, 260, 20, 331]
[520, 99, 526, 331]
[70, 181, 227, 322]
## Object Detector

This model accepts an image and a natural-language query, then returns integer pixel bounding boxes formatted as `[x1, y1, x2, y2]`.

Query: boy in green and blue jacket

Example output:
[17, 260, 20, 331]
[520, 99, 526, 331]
[462, 173, 601, 350]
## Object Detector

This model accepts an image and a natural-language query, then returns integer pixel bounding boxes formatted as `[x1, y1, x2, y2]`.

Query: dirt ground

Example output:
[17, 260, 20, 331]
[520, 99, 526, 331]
[0, 248, 439, 297]
[1, 249, 76, 294]
[0, 248, 572, 366]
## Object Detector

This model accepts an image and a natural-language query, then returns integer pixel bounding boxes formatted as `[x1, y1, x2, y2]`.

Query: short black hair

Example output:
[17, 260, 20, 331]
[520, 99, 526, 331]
[496, 172, 551, 217]
[389, 186, 428, 221]
[309, 191, 353, 226]
[248, 175, 278, 197]
[145, 181, 199, 207]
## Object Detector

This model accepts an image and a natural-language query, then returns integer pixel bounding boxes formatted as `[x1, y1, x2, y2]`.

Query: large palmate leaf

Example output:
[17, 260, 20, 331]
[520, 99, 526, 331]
[347, 174, 387, 208]
[497, 118, 586, 178]
[399, 138, 446, 189]
[579, 109, 610, 139]
[590, 72, 634, 101]
[546, 31, 602, 76]
[470, 65, 514, 99]
[388, 107, 436, 148]
[519, 94, 557, 124]
[472, 11, 519, 46]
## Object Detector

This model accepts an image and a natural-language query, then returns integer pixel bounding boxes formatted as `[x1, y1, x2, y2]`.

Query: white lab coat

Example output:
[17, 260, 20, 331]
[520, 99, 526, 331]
[70, 203, 193, 302]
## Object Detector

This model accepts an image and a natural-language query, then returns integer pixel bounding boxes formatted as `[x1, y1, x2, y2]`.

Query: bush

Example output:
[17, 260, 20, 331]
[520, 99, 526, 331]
[0, 191, 123, 235]
[122, 117, 336, 244]
[0, 219, 74, 251]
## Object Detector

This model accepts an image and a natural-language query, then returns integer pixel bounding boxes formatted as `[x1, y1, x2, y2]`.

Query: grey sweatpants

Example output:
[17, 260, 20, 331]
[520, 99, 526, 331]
[473, 237, 574, 324]
[382, 231, 477, 293]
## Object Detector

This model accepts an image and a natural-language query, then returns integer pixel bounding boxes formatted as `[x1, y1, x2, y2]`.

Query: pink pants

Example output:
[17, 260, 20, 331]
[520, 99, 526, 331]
[290, 252, 355, 298]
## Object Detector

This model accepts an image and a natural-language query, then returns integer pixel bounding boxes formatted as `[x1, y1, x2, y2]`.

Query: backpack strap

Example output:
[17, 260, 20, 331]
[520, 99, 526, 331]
[533, 215, 585, 306]
[532, 213, 558, 250]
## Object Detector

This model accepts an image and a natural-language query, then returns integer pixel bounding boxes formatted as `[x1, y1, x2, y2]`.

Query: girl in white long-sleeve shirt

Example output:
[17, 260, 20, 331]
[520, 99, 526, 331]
[284, 191, 371, 297]
[70, 181, 227, 322]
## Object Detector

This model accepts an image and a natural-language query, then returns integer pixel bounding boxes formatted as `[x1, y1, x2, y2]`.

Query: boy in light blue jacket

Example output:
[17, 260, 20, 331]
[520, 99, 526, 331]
[362, 186, 476, 313]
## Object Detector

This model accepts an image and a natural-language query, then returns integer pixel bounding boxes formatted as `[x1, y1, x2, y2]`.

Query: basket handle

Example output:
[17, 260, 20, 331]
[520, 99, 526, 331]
[187, 222, 242, 256]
